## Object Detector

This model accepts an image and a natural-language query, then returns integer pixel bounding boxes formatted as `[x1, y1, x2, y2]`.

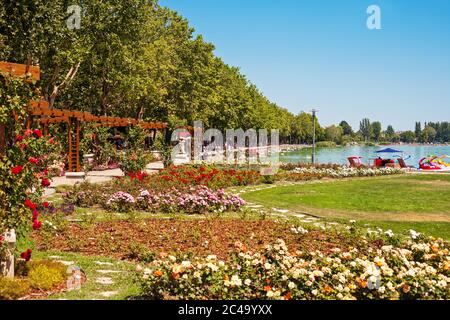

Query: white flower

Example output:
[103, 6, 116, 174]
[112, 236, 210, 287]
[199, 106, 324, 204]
[384, 230, 394, 238]
[244, 279, 252, 286]
[410, 229, 421, 240]
[264, 262, 272, 270]
[266, 290, 274, 298]
[288, 282, 296, 290]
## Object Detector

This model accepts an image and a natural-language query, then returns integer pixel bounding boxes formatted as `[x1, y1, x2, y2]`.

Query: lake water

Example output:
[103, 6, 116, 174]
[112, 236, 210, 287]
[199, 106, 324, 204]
[279, 145, 450, 167]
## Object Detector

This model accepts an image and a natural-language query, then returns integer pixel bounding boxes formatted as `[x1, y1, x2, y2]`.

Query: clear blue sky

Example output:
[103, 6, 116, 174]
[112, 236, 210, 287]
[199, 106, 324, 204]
[160, 0, 450, 131]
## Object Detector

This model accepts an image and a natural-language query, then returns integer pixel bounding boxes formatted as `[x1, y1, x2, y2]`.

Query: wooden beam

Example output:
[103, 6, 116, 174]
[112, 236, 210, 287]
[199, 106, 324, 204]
[0, 62, 40, 81]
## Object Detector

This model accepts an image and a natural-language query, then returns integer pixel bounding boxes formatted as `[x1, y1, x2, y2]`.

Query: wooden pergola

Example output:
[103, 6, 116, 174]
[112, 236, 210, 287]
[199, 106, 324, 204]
[1, 62, 168, 172]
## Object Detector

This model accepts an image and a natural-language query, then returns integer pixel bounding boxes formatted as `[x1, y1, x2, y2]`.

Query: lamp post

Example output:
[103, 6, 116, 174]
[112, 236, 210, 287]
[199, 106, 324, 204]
[311, 109, 318, 164]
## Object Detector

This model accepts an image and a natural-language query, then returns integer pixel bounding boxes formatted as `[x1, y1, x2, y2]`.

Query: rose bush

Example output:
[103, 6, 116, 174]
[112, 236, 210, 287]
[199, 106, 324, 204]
[136, 186, 246, 214]
[137, 233, 449, 300]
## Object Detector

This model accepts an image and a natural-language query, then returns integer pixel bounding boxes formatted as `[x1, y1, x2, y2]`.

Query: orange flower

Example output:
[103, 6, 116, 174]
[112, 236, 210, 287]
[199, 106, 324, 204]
[358, 278, 368, 289]
[172, 272, 180, 280]
[402, 284, 410, 294]
[444, 263, 450, 271]
[154, 270, 163, 277]
[323, 285, 333, 294]
[223, 275, 229, 281]
[263, 286, 272, 292]
[431, 244, 439, 253]
[284, 292, 292, 300]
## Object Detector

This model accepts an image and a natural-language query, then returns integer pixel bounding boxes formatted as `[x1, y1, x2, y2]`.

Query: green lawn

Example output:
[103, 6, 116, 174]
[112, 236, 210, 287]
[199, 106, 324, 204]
[241, 174, 450, 239]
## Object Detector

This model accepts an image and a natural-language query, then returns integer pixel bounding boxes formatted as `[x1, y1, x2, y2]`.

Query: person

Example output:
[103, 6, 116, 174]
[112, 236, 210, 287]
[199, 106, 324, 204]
[375, 157, 383, 167]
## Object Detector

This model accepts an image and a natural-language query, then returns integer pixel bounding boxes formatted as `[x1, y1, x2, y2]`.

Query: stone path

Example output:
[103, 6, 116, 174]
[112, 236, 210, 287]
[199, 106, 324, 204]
[44, 161, 164, 196]
[46, 256, 131, 300]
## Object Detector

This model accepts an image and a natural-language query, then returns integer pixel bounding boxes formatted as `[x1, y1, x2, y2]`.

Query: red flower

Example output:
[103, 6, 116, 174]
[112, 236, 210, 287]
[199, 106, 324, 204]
[32, 210, 39, 220]
[20, 249, 32, 262]
[25, 199, 37, 210]
[0, 235, 3, 243]
[48, 137, 55, 144]
[33, 129, 43, 138]
[42, 202, 49, 208]
[24, 129, 33, 136]
[29, 157, 39, 165]
[11, 166, 24, 175]
[32, 220, 42, 230]
[41, 178, 50, 187]
[15, 135, 24, 142]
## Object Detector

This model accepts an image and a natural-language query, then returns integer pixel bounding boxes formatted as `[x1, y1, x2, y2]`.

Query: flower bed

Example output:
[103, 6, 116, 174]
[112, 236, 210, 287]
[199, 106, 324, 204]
[153, 165, 262, 190]
[135, 186, 246, 214]
[105, 186, 246, 214]
[278, 166, 403, 181]
[137, 234, 449, 300]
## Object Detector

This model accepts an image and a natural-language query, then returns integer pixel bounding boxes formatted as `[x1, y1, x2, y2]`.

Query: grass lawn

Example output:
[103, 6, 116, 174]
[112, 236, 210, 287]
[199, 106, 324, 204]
[241, 174, 450, 239]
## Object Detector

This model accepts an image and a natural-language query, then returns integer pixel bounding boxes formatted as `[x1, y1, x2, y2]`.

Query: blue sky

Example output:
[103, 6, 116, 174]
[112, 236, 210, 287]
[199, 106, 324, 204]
[160, 0, 450, 131]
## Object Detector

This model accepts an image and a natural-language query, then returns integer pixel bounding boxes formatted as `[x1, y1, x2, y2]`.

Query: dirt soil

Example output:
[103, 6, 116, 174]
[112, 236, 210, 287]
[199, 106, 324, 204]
[34, 218, 367, 261]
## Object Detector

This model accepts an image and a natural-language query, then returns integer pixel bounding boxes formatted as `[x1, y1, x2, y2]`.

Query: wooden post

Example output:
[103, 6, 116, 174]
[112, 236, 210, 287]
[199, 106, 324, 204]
[67, 118, 81, 172]
[1, 229, 16, 278]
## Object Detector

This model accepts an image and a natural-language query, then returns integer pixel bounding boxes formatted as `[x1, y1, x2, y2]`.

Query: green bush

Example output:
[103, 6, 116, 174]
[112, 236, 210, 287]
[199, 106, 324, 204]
[316, 141, 337, 148]
[0, 277, 30, 300]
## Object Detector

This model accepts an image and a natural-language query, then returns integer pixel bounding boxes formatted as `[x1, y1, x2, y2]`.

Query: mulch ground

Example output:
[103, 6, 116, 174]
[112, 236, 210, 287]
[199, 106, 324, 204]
[34, 218, 367, 261]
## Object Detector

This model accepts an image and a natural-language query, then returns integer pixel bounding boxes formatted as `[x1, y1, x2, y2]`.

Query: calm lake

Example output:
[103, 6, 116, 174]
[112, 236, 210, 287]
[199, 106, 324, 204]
[279, 145, 450, 167]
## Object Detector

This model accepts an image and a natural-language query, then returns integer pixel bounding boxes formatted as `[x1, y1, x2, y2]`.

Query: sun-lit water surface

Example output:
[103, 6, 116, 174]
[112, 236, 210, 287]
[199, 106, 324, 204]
[278, 145, 450, 167]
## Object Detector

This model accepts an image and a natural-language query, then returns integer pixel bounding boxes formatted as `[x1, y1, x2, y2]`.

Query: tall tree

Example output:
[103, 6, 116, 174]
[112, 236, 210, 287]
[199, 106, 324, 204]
[339, 121, 353, 136]
[415, 122, 422, 141]
[372, 121, 382, 142]
[359, 118, 372, 142]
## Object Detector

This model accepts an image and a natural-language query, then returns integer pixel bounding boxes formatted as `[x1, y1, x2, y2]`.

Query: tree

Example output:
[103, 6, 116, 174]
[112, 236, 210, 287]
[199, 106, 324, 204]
[414, 122, 422, 141]
[372, 121, 382, 142]
[359, 118, 372, 142]
[386, 125, 395, 136]
[422, 126, 437, 143]
[339, 121, 353, 136]
[325, 125, 343, 144]
[400, 131, 416, 143]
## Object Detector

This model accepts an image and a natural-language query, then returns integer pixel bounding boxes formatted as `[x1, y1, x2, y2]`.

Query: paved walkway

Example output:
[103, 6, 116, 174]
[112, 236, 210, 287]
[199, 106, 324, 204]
[44, 162, 164, 196]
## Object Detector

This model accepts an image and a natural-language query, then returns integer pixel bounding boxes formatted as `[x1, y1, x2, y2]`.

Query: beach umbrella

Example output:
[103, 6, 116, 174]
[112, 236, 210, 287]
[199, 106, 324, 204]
[375, 147, 403, 153]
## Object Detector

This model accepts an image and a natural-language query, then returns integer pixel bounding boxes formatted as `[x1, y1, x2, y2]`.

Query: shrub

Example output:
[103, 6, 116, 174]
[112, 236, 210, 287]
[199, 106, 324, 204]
[316, 141, 337, 148]
[0, 277, 30, 300]
[27, 264, 65, 291]
[106, 191, 136, 213]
